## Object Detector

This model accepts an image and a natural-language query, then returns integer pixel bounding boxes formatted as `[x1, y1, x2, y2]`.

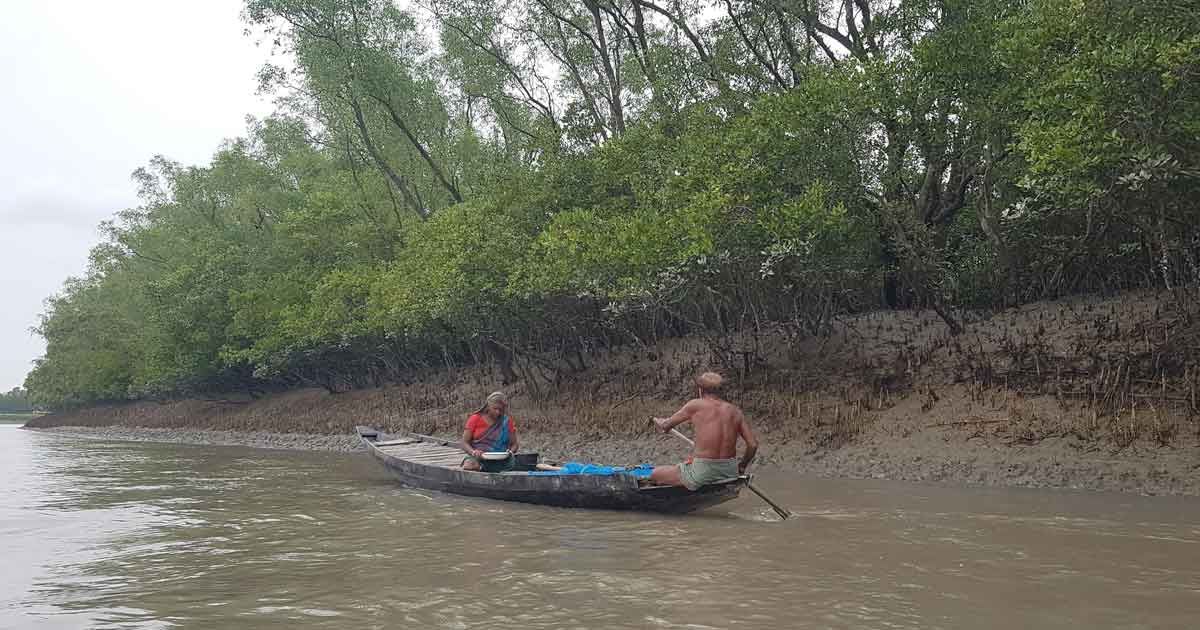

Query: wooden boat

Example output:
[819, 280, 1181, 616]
[356, 426, 748, 513]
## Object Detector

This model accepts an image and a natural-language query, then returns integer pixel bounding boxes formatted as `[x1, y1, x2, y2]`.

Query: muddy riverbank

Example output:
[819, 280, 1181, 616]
[26, 291, 1200, 496]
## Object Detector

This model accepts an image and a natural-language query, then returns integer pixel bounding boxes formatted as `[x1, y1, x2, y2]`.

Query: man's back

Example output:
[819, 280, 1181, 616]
[649, 371, 759, 488]
[688, 397, 744, 459]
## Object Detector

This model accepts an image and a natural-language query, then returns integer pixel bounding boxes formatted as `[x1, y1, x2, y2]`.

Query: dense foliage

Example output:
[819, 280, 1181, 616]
[25, 0, 1200, 409]
[0, 388, 33, 413]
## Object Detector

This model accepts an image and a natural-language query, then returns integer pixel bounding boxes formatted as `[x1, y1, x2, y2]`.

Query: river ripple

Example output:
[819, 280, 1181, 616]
[2, 425, 1198, 629]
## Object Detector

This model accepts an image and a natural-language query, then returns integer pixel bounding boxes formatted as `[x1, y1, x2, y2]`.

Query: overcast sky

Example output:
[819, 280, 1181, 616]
[0, 1, 274, 392]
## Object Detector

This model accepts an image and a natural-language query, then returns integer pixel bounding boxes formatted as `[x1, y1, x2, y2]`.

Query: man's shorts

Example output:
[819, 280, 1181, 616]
[677, 457, 739, 490]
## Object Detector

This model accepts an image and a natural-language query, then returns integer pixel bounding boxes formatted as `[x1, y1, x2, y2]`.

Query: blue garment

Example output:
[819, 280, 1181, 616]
[474, 414, 511, 452]
[528, 462, 654, 479]
[492, 415, 511, 452]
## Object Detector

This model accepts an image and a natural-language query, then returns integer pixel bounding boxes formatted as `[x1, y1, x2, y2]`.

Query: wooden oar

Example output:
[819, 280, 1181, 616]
[659, 424, 792, 520]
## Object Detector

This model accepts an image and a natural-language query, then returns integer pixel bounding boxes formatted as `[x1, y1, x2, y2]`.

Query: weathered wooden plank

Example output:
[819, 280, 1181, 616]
[382, 443, 459, 454]
[376, 444, 456, 453]
[379, 440, 449, 450]
[413, 454, 462, 461]
[420, 456, 460, 465]
[391, 455, 464, 468]
[374, 438, 420, 446]
[394, 451, 463, 463]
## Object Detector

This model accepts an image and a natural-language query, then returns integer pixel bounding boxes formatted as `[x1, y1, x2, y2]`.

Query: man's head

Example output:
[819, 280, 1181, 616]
[694, 371, 724, 396]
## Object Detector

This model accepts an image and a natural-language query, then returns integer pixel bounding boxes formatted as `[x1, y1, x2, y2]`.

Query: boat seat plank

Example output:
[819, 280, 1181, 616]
[373, 438, 420, 446]
[379, 445, 458, 456]
[398, 453, 463, 462]
[414, 458, 466, 466]
[429, 461, 467, 468]
[381, 443, 458, 453]
[387, 450, 463, 461]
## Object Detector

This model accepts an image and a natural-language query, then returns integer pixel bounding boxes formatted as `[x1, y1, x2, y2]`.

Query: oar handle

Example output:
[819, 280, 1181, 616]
[669, 427, 694, 446]
[648, 417, 695, 446]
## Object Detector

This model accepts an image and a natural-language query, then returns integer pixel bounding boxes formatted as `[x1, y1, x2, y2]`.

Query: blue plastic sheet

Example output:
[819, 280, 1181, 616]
[528, 462, 654, 479]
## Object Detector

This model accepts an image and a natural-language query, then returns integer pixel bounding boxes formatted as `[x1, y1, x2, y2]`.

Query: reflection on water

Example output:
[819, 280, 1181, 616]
[2, 425, 1199, 629]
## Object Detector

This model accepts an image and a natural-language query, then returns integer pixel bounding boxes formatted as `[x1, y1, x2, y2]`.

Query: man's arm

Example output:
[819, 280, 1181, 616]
[736, 412, 758, 473]
[653, 400, 699, 433]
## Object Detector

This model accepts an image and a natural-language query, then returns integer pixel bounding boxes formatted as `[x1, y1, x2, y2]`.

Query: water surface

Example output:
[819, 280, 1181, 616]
[3, 425, 1198, 628]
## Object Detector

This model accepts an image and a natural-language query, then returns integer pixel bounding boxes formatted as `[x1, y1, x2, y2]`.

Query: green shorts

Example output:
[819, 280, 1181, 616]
[678, 458, 739, 490]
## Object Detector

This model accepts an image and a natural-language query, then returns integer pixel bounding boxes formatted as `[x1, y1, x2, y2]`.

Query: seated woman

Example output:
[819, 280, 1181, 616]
[460, 391, 519, 472]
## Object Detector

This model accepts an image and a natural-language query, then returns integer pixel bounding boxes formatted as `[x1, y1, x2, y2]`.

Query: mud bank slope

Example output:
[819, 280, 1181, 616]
[27, 291, 1200, 496]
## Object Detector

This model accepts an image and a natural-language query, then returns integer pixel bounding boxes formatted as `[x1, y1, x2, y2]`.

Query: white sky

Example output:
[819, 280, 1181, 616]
[0, 0, 273, 392]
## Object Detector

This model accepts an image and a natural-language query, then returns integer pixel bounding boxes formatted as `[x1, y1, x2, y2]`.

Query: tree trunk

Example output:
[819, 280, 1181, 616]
[349, 96, 426, 218]
[584, 0, 626, 135]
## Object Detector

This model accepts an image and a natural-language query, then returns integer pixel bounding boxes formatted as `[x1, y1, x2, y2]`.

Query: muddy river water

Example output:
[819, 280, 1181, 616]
[2, 424, 1198, 629]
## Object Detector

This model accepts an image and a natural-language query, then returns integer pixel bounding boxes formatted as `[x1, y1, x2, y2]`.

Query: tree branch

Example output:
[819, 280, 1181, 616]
[368, 94, 464, 204]
[348, 94, 425, 218]
[724, 0, 788, 90]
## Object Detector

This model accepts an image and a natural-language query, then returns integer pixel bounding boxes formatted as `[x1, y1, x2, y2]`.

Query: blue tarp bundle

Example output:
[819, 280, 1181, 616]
[528, 462, 654, 479]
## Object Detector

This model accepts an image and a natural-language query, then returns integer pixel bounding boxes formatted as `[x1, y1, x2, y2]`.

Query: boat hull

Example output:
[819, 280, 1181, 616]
[359, 427, 746, 514]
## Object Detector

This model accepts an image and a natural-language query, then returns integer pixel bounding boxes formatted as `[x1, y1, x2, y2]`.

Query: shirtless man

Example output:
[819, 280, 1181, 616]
[649, 372, 758, 490]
